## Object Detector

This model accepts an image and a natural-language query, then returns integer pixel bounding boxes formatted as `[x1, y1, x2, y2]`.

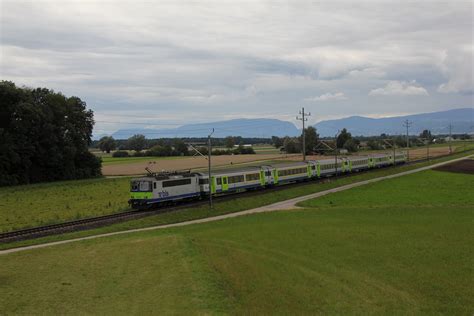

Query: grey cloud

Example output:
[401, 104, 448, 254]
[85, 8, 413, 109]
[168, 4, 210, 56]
[1, 0, 472, 134]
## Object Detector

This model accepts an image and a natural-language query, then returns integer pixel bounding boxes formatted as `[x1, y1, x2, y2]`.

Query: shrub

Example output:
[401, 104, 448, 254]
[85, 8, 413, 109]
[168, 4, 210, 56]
[112, 151, 129, 158]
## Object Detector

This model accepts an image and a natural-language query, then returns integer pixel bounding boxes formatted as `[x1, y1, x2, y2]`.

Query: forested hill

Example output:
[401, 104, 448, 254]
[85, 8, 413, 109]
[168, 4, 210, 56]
[0, 81, 101, 186]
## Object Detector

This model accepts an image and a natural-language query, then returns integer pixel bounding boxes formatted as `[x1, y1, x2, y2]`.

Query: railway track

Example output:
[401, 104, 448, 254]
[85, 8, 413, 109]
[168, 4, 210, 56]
[1, 151, 471, 244]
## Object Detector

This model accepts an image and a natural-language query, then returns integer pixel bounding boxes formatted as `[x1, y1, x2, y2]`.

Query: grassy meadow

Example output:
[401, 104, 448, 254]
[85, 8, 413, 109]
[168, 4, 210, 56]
[1, 168, 473, 314]
[0, 152, 472, 236]
[0, 178, 130, 232]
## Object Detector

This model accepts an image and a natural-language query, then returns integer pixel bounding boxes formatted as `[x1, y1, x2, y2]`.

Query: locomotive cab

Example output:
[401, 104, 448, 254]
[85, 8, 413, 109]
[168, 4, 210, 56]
[129, 177, 154, 209]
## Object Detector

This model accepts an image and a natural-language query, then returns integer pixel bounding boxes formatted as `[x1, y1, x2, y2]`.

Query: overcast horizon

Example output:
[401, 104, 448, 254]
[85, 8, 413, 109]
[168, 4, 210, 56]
[1, 0, 473, 135]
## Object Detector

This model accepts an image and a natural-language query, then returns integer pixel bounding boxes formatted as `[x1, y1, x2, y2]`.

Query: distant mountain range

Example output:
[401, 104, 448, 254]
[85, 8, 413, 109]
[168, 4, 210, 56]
[109, 118, 301, 139]
[97, 108, 473, 139]
[314, 108, 473, 137]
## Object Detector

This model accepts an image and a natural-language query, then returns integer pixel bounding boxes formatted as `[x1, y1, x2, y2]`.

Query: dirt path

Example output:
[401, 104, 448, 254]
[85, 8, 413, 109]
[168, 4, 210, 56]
[1, 155, 471, 255]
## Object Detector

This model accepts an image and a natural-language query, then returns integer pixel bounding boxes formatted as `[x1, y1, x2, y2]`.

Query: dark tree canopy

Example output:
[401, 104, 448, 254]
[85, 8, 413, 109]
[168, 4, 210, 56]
[225, 136, 235, 148]
[336, 128, 352, 148]
[0, 81, 101, 186]
[283, 136, 301, 153]
[420, 129, 432, 140]
[126, 134, 147, 152]
[98, 136, 116, 153]
[299, 126, 319, 154]
[271, 136, 284, 148]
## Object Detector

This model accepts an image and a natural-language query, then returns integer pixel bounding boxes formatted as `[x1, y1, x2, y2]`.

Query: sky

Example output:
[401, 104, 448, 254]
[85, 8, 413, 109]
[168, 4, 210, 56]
[1, 0, 473, 135]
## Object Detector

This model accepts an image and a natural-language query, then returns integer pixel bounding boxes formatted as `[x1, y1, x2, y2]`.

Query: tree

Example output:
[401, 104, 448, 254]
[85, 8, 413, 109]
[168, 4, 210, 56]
[98, 136, 116, 153]
[367, 139, 381, 150]
[271, 136, 284, 148]
[419, 129, 432, 140]
[343, 138, 359, 152]
[0, 81, 101, 186]
[300, 126, 319, 154]
[127, 134, 146, 152]
[283, 137, 301, 153]
[172, 138, 188, 156]
[225, 136, 235, 149]
[336, 128, 352, 148]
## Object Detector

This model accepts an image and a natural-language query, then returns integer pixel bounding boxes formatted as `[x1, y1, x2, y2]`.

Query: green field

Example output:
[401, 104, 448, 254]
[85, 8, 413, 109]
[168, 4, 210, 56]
[1, 167, 473, 314]
[0, 152, 472, 236]
[0, 178, 130, 232]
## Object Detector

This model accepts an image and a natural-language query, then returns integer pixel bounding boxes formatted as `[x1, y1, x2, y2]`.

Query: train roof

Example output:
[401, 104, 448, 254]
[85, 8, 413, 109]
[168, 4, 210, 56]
[131, 153, 406, 180]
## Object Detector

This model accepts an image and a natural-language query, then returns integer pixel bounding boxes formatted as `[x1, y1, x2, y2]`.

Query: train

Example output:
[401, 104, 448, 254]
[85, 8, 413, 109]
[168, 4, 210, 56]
[129, 152, 407, 209]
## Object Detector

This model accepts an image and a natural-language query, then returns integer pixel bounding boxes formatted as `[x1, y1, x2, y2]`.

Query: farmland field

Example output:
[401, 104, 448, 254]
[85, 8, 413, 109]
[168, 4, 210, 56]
[101, 155, 186, 166]
[1, 166, 473, 314]
[101, 153, 298, 176]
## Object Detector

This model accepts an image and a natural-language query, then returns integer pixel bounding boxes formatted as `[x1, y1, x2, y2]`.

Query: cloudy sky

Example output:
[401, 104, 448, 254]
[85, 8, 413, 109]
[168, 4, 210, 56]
[1, 0, 473, 135]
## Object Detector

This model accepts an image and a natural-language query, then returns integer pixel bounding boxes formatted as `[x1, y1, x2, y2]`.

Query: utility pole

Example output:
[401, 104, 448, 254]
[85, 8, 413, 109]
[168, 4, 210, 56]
[448, 123, 453, 154]
[403, 120, 412, 161]
[208, 128, 214, 209]
[296, 107, 311, 161]
[426, 135, 430, 161]
[334, 130, 340, 176]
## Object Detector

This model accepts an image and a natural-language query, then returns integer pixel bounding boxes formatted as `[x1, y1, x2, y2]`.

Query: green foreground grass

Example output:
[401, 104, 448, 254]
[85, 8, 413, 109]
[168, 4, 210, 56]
[0, 151, 472, 250]
[1, 168, 473, 314]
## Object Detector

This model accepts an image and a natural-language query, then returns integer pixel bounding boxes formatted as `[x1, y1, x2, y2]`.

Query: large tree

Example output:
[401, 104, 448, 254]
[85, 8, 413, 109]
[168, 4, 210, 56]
[0, 81, 101, 186]
[419, 129, 432, 140]
[283, 137, 301, 153]
[336, 128, 352, 148]
[98, 136, 116, 153]
[300, 126, 319, 154]
[127, 134, 147, 152]
[224, 136, 235, 149]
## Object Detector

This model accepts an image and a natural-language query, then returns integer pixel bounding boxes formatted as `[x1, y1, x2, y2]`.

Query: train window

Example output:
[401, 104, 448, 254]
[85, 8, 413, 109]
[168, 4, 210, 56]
[199, 178, 209, 185]
[131, 181, 140, 192]
[265, 171, 271, 176]
[162, 178, 192, 188]
[228, 175, 244, 183]
[223, 178, 228, 184]
[153, 182, 157, 189]
[311, 166, 316, 170]
[134, 181, 151, 192]
[245, 173, 260, 181]
[216, 178, 222, 185]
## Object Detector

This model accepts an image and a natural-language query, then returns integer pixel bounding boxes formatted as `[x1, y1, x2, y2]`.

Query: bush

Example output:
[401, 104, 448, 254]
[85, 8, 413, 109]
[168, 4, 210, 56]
[112, 151, 129, 158]
[146, 145, 173, 157]
[133, 151, 146, 157]
[234, 146, 255, 154]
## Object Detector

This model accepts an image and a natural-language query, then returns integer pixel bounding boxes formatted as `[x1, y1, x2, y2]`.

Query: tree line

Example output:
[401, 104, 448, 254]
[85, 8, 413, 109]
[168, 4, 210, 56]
[271, 127, 359, 154]
[97, 135, 256, 157]
[0, 81, 101, 186]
